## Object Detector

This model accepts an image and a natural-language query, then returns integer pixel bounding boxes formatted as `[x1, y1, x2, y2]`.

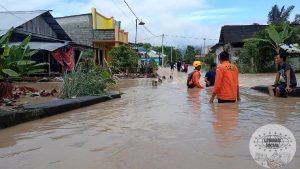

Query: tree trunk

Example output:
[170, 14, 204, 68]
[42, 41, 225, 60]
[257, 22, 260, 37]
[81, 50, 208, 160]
[0, 82, 14, 101]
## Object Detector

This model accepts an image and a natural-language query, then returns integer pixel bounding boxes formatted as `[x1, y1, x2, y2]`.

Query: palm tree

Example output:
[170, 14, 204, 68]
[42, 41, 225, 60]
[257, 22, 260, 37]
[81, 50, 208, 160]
[268, 5, 295, 24]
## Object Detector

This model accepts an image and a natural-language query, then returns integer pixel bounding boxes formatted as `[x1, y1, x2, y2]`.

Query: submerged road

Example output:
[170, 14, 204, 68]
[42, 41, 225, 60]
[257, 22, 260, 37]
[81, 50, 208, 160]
[0, 68, 300, 169]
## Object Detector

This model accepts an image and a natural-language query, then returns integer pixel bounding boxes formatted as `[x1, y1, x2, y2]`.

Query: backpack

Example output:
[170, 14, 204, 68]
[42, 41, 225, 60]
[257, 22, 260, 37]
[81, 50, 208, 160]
[187, 71, 196, 88]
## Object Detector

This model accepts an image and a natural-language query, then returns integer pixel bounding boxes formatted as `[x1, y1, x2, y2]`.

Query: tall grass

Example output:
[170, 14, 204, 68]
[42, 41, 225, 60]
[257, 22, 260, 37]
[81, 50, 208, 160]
[59, 53, 115, 99]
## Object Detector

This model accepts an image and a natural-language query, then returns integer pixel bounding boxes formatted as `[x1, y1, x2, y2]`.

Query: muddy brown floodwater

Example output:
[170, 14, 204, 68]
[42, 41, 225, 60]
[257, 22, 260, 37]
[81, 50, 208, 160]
[0, 68, 300, 169]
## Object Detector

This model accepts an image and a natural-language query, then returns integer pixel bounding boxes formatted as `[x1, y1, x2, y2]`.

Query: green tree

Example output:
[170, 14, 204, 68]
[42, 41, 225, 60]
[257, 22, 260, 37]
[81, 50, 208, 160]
[143, 43, 152, 59]
[292, 14, 300, 24]
[109, 45, 138, 73]
[268, 5, 295, 24]
[184, 45, 197, 64]
[246, 22, 293, 54]
[152, 46, 182, 64]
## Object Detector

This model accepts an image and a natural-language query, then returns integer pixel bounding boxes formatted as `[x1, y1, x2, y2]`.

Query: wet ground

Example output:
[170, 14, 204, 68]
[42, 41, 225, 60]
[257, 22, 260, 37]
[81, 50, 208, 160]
[0, 68, 300, 169]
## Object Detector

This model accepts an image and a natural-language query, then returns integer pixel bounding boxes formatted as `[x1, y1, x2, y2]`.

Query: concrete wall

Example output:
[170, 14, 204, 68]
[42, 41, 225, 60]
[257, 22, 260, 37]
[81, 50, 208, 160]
[93, 30, 115, 40]
[214, 44, 242, 64]
[56, 14, 94, 47]
[288, 56, 300, 72]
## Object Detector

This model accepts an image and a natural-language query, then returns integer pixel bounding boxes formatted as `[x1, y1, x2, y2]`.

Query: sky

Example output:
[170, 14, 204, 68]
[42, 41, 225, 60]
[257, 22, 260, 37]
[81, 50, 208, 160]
[1, 0, 300, 47]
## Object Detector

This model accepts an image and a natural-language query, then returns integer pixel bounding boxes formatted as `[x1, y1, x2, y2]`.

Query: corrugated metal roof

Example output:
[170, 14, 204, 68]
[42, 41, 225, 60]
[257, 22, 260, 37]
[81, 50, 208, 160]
[0, 10, 71, 41]
[0, 10, 47, 36]
[281, 44, 300, 53]
[9, 41, 69, 51]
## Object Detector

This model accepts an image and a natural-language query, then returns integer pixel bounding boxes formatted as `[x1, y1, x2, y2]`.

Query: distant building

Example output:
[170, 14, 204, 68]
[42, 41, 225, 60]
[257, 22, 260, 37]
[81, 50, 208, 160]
[211, 24, 300, 71]
[56, 8, 128, 66]
[0, 10, 84, 74]
[211, 25, 267, 64]
[138, 47, 164, 66]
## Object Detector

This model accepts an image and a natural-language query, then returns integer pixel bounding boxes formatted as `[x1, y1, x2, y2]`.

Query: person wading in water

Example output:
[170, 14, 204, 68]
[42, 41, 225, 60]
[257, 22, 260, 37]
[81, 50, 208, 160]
[187, 61, 204, 89]
[209, 51, 240, 103]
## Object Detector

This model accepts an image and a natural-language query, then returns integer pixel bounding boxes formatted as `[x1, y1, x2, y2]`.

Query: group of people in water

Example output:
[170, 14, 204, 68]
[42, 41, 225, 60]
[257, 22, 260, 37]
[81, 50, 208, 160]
[186, 49, 297, 103]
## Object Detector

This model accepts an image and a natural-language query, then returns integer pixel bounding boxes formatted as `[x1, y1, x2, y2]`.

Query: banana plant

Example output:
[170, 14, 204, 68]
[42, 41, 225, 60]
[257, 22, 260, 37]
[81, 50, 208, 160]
[296, 35, 300, 51]
[245, 22, 293, 54]
[0, 28, 47, 79]
[0, 28, 19, 79]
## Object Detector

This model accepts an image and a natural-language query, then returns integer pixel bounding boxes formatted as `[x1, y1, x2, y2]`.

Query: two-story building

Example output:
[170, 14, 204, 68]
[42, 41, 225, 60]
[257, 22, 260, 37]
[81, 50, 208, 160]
[56, 8, 128, 66]
[0, 10, 85, 74]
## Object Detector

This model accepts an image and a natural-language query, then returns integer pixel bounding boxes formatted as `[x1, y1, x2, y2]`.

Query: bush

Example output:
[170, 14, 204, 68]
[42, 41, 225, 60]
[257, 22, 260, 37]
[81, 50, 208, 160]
[109, 45, 138, 73]
[59, 66, 115, 99]
[149, 59, 158, 70]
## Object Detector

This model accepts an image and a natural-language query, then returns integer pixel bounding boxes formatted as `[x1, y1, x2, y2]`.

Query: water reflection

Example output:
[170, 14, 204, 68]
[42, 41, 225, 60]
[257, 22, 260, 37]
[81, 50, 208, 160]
[186, 89, 202, 125]
[0, 68, 299, 169]
[211, 103, 240, 148]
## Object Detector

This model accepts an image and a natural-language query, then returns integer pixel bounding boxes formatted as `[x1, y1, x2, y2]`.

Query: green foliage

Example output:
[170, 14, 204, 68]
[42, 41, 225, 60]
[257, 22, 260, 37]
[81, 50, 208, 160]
[245, 22, 293, 53]
[109, 45, 138, 72]
[59, 65, 115, 99]
[0, 28, 47, 79]
[82, 49, 95, 58]
[199, 53, 215, 71]
[240, 22, 300, 73]
[268, 5, 295, 24]
[239, 30, 277, 73]
[184, 45, 197, 64]
[143, 43, 152, 58]
[152, 46, 182, 64]
[149, 59, 158, 69]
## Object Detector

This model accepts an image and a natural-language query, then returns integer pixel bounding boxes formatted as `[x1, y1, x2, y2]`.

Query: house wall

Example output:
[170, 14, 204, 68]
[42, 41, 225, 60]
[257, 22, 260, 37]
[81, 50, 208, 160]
[91, 7, 128, 44]
[17, 15, 58, 39]
[93, 30, 115, 40]
[92, 8, 114, 29]
[288, 56, 300, 72]
[56, 14, 94, 47]
[215, 46, 223, 65]
[214, 45, 242, 64]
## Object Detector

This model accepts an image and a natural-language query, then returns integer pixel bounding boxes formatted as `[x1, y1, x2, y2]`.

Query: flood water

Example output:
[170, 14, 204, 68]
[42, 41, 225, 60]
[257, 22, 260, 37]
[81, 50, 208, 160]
[0, 68, 300, 169]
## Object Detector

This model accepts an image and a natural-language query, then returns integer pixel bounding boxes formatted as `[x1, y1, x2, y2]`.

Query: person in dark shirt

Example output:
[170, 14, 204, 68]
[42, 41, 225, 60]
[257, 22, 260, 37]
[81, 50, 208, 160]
[205, 63, 217, 87]
[170, 62, 175, 71]
[268, 49, 297, 97]
[177, 61, 182, 72]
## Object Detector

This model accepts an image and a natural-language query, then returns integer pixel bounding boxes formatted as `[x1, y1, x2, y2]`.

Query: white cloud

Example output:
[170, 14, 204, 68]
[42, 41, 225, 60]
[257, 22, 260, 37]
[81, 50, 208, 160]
[0, 0, 261, 46]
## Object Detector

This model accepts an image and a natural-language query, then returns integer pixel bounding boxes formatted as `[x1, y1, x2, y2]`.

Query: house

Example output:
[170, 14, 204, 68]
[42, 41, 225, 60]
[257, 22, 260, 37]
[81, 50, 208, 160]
[211, 24, 300, 71]
[211, 25, 267, 64]
[56, 7, 128, 66]
[137, 47, 164, 66]
[0, 10, 85, 74]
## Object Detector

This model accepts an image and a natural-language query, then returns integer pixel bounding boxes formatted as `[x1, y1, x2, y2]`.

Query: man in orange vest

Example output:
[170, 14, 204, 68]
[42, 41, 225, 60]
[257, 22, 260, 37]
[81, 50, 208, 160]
[209, 51, 240, 103]
[187, 61, 204, 89]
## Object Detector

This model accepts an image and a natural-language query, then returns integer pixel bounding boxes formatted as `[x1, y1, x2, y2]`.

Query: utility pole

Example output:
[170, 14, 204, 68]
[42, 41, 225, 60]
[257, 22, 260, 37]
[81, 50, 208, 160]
[161, 34, 164, 66]
[171, 46, 173, 63]
[135, 19, 137, 47]
[203, 38, 206, 56]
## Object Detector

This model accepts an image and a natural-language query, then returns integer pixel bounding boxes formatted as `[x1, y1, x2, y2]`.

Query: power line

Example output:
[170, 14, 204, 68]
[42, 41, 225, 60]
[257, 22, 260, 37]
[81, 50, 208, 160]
[165, 34, 218, 41]
[123, 0, 141, 22]
[142, 25, 156, 36]
[123, 0, 157, 36]
[140, 35, 161, 41]
[111, 0, 149, 36]
[111, 0, 135, 25]
[0, 4, 28, 22]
